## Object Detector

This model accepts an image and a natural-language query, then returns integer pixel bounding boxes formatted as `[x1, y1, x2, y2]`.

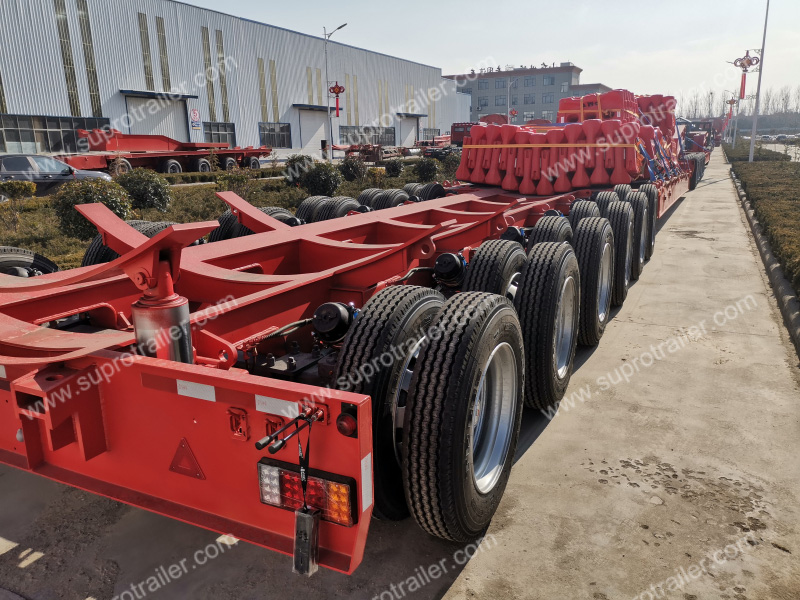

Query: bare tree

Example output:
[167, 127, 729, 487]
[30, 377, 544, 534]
[687, 91, 700, 119]
[703, 90, 716, 118]
[776, 85, 792, 114]
[761, 87, 774, 115]
[794, 85, 800, 113]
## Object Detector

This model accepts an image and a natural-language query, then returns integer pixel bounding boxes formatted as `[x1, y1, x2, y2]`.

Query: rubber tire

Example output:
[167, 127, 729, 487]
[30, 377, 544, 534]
[191, 158, 211, 173]
[295, 196, 329, 222]
[403, 183, 424, 196]
[638, 184, 658, 259]
[402, 292, 524, 541]
[248, 156, 261, 170]
[209, 210, 239, 242]
[512, 242, 580, 410]
[573, 217, 614, 346]
[81, 221, 177, 266]
[334, 285, 444, 521]
[568, 200, 601, 230]
[613, 184, 631, 202]
[228, 206, 299, 237]
[223, 157, 238, 171]
[418, 183, 446, 200]
[606, 200, 634, 307]
[594, 191, 619, 218]
[357, 188, 383, 209]
[109, 158, 132, 177]
[374, 189, 410, 210]
[0, 246, 60, 276]
[526, 216, 573, 252]
[313, 197, 360, 221]
[627, 191, 648, 280]
[463, 240, 527, 298]
[160, 159, 182, 174]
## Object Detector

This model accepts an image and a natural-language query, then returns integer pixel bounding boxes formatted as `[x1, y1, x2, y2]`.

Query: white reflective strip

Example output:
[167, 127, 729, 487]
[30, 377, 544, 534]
[0, 536, 18, 556]
[255, 395, 299, 418]
[361, 453, 373, 511]
[0, 365, 6, 379]
[18, 550, 44, 568]
[177, 380, 216, 402]
[216, 534, 239, 546]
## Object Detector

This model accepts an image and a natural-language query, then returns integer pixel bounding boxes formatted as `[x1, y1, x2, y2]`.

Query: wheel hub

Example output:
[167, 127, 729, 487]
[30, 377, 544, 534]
[392, 336, 426, 465]
[553, 276, 577, 379]
[598, 242, 612, 323]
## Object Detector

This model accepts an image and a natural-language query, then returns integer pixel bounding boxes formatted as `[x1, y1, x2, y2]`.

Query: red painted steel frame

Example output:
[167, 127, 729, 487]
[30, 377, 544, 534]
[0, 177, 688, 573]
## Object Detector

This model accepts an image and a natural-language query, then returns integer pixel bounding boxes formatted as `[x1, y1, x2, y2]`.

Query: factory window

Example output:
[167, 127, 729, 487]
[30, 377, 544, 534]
[54, 0, 80, 117]
[461, 88, 472, 95]
[204, 121, 236, 148]
[511, 96, 518, 106]
[258, 122, 291, 148]
[523, 111, 536, 121]
[560, 81, 569, 93]
[524, 77, 536, 87]
[137, 13, 155, 91]
[76, 0, 102, 117]
[477, 97, 488, 108]
[200, 27, 217, 122]
[156, 16, 171, 91]
[215, 30, 230, 122]
[495, 78, 506, 89]
[422, 128, 440, 141]
[0, 71, 6, 114]
[495, 96, 506, 106]
[541, 110, 555, 122]
[543, 76, 555, 86]
[477, 80, 488, 90]
[339, 126, 395, 146]
[0, 114, 109, 154]
[542, 93, 555, 103]
[523, 94, 536, 105]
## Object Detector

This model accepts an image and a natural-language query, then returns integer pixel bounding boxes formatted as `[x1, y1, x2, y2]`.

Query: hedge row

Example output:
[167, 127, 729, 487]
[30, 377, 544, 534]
[722, 140, 790, 163]
[163, 166, 286, 185]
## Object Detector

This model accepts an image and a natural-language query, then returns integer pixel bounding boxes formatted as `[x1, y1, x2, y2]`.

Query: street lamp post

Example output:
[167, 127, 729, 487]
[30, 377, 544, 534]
[724, 90, 740, 147]
[323, 23, 347, 162]
[748, 0, 769, 162]
[506, 77, 518, 124]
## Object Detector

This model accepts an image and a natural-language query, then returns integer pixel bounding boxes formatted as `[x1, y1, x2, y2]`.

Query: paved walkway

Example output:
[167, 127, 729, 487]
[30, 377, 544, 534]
[0, 153, 798, 600]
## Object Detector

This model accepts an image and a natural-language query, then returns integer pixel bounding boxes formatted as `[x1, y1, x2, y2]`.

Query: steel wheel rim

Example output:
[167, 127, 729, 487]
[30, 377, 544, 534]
[598, 242, 612, 323]
[470, 342, 517, 494]
[505, 271, 522, 301]
[391, 336, 426, 465]
[639, 207, 647, 265]
[553, 276, 577, 379]
[625, 220, 633, 286]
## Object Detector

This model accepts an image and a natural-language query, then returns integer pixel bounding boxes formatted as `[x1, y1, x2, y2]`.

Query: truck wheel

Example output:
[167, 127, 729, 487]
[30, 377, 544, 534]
[356, 188, 382, 209]
[0, 246, 59, 276]
[638, 184, 658, 259]
[418, 183, 446, 200]
[191, 158, 211, 173]
[248, 156, 261, 170]
[594, 191, 619, 218]
[573, 217, 614, 346]
[226, 207, 301, 237]
[81, 221, 188, 266]
[613, 184, 631, 202]
[606, 200, 634, 306]
[513, 242, 580, 409]
[223, 157, 238, 171]
[209, 210, 239, 242]
[627, 192, 649, 280]
[526, 216, 573, 251]
[295, 196, 329, 222]
[373, 189, 410, 210]
[335, 286, 445, 520]
[403, 183, 424, 196]
[568, 200, 601, 230]
[313, 197, 360, 221]
[463, 240, 527, 301]
[160, 159, 182, 174]
[109, 158, 132, 177]
[403, 292, 524, 541]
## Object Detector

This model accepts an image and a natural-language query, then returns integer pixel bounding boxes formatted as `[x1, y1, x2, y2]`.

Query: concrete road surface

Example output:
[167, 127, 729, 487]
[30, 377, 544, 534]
[1, 153, 798, 600]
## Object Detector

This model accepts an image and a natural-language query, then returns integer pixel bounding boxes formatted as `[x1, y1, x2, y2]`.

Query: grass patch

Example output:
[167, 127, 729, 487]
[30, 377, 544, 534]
[723, 140, 790, 163]
[731, 160, 800, 295]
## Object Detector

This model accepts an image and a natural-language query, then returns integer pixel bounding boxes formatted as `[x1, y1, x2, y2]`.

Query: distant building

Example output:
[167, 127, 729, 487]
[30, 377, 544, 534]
[444, 63, 610, 124]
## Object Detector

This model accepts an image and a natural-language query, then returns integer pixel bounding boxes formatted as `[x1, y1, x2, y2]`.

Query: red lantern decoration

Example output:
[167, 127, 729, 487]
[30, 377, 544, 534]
[329, 82, 345, 117]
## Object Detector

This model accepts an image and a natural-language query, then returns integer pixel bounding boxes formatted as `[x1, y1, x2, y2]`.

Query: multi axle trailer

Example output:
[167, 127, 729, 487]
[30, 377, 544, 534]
[0, 89, 698, 576]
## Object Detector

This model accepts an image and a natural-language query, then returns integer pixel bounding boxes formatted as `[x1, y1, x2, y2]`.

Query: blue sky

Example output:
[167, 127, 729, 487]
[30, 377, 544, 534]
[182, 0, 798, 99]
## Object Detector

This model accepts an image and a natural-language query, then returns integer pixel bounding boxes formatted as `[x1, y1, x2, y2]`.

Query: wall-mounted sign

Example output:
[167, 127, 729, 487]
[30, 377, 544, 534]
[190, 108, 201, 130]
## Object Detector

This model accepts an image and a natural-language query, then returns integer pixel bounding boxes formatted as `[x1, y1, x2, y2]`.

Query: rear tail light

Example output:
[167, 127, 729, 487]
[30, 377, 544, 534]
[258, 459, 357, 527]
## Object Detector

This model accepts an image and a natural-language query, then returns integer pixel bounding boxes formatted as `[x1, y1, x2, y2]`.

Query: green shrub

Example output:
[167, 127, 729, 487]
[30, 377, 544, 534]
[0, 180, 37, 232]
[53, 179, 132, 240]
[723, 140, 790, 163]
[338, 155, 368, 181]
[384, 159, 404, 177]
[415, 157, 439, 182]
[116, 168, 172, 212]
[284, 154, 315, 186]
[441, 152, 462, 180]
[301, 162, 343, 196]
[216, 168, 250, 197]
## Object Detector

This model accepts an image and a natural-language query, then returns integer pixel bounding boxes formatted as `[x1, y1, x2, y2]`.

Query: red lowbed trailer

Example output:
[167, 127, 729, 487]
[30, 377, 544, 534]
[0, 88, 703, 576]
[55, 128, 272, 175]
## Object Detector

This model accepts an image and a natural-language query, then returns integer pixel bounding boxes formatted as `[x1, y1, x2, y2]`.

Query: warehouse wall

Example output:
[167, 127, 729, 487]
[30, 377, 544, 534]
[0, 0, 470, 155]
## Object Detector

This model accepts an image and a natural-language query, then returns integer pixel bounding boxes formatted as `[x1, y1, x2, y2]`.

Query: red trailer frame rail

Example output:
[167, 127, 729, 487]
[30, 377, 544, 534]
[0, 169, 688, 573]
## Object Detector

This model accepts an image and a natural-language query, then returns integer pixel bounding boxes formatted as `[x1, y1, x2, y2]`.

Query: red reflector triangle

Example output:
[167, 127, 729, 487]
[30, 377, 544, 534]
[169, 438, 205, 480]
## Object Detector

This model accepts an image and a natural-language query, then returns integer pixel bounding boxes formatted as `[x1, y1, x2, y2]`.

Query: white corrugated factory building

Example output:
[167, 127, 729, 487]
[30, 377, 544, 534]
[0, 0, 471, 158]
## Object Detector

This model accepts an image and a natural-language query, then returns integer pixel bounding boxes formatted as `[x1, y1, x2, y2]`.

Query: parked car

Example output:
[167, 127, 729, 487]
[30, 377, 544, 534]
[0, 154, 111, 196]
[423, 145, 458, 159]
